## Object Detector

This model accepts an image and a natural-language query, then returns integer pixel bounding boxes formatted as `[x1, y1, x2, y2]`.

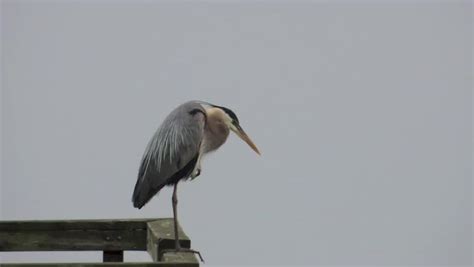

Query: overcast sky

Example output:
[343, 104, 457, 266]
[1, 1, 472, 265]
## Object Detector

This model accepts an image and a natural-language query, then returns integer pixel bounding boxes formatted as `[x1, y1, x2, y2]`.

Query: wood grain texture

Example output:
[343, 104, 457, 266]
[0, 219, 157, 231]
[161, 252, 199, 264]
[0, 218, 198, 266]
[146, 220, 191, 262]
[0, 219, 161, 252]
[0, 229, 146, 251]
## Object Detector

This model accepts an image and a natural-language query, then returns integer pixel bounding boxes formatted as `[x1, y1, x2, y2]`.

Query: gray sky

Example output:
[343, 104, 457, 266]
[1, 0, 472, 265]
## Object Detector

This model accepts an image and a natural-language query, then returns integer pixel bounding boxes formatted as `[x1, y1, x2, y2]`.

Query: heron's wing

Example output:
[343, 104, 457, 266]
[132, 101, 206, 208]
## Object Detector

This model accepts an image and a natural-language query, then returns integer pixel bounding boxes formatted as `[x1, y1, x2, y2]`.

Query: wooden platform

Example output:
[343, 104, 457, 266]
[0, 218, 198, 266]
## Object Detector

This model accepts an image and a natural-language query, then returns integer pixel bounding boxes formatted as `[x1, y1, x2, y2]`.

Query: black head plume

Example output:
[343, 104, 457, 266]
[196, 101, 240, 125]
[218, 106, 239, 125]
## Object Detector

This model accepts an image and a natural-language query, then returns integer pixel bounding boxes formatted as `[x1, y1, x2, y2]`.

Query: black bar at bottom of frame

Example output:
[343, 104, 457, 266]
[103, 250, 124, 262]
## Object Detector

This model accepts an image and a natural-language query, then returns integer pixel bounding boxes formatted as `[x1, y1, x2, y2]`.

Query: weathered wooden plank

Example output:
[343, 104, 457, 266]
[0, 219, 164, 252]
[161, 252, 199, 265]
[0, 263, 197, 267]
[0, 229, 146, 251]
[0, 219, 158, 231]
[146, 220, 191, 262]
[0, 218, 198, 266]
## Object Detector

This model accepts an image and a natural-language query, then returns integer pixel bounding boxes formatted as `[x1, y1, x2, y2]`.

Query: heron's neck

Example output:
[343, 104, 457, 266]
[202, 109, 230, 153]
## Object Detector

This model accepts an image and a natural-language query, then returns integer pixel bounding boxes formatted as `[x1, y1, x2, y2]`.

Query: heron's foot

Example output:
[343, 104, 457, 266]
[161, 247, 205, 263]
[178, 248, 205, 262]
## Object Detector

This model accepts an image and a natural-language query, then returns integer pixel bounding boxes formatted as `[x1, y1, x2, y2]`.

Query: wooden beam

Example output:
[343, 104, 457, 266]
[146, 220, 193, 262]
[0, 219, 156, 231]
[0, 228, 145, 251]
[161, 252, 199, 265]
[0, 218, 199, 266]
[0, 219, 157, 251]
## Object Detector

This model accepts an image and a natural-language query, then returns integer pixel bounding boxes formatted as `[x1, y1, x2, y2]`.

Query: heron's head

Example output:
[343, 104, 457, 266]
[206, 105, 261, 155]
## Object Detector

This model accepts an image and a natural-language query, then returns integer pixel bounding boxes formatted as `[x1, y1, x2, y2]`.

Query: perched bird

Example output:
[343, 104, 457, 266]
[132, 101, 260, 261]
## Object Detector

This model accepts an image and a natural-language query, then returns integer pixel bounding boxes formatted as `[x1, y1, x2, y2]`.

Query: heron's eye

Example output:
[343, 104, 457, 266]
[189, 109, 205, 116]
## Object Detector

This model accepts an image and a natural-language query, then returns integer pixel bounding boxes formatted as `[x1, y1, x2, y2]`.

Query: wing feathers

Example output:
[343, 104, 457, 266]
[132, 102, 205, 208]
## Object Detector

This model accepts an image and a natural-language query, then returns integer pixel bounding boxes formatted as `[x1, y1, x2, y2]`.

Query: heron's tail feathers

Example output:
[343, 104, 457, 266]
[132, 181, 146, 209]
[132, 174, 162, 209]
[132, 153, 200, 209]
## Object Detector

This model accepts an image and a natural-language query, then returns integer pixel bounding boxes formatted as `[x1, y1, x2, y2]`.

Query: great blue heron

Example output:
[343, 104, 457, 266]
[132, 101, 260, 261]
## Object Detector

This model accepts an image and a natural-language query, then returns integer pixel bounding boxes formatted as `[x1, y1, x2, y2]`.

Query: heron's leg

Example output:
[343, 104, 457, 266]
[172, 182, 180, 250]
[164, 182, 205, 263]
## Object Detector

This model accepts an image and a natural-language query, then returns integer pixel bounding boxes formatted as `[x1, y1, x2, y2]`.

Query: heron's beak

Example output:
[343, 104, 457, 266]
[231, 124, 261, 155]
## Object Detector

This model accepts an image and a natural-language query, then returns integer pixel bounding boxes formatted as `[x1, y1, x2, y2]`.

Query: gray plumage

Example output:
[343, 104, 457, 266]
[132, 101, 206, 208]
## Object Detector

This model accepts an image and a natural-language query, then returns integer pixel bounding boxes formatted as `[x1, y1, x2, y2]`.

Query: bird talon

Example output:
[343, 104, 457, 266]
[180, 248, 205, 263]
